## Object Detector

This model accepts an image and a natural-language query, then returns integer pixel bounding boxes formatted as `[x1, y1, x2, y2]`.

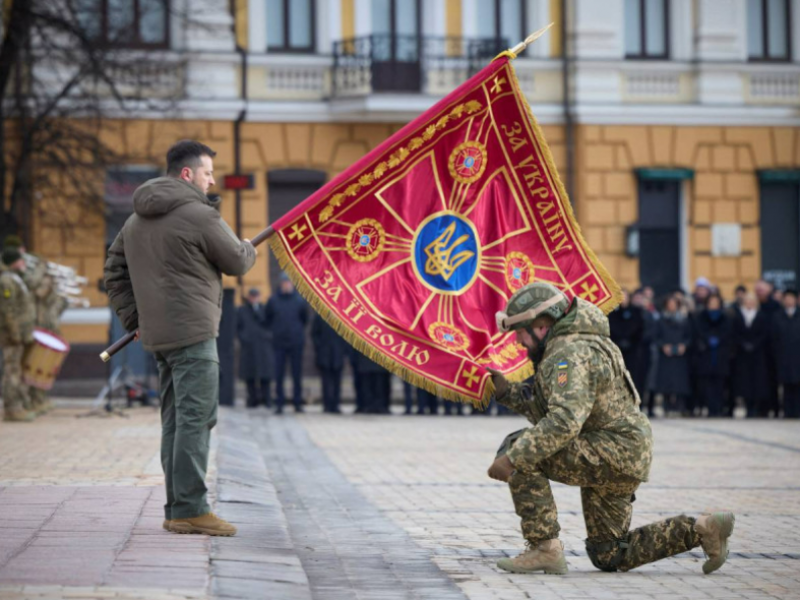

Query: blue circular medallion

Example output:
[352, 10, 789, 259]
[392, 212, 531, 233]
[414, 213, 479, 294]
[513, 267, 521, 279]
[463, 156, 475, 168]
[359, 234, 371, 246]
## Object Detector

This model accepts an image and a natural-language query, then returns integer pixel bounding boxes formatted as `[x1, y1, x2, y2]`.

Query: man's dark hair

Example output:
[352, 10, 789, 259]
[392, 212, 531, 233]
[166, 140, 217, 176]
[784, 288, 798, 299]
[735, 284, 747, 294]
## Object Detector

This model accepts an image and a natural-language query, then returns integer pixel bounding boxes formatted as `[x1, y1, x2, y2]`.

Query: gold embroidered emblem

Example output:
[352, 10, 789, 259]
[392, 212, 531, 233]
[423, 223, 475, 281]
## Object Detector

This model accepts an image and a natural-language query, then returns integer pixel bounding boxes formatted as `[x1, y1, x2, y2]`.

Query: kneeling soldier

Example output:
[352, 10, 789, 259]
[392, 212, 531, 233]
[487, 282, 733, 575]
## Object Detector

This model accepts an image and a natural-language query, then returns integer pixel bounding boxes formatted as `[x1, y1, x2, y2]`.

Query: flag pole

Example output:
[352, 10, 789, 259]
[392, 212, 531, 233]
[100, 224, 277, 362]
[494, 23, 554, 61]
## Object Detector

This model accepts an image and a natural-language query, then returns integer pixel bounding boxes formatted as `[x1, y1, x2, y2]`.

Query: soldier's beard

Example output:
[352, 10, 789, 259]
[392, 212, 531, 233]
[526, 329, 548, 365]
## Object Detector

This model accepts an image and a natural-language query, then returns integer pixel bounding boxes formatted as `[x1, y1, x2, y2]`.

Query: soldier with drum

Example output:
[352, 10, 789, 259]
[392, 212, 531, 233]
[0, 248, 37, 422]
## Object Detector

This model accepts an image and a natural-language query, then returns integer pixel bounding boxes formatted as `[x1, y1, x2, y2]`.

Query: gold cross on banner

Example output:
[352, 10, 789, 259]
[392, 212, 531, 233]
[288, 223, 308, 241]
[491, 76, 507, 94]
[462, 365, 480, 389]
[579, 282, 599, 303]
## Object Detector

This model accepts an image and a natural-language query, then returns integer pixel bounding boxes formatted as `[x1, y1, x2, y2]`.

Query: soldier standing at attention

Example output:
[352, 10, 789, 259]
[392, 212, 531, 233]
[487, 282, 734, 575]
[104, 140, 256, 536]
[0, 248, 37, 422]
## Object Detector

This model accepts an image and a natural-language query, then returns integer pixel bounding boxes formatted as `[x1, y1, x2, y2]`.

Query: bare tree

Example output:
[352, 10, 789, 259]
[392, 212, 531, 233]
[0, 0, 189, 243]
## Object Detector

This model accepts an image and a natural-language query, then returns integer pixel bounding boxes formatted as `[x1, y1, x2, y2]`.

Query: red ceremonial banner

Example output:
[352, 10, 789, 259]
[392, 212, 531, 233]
[269, 56, 621, 406]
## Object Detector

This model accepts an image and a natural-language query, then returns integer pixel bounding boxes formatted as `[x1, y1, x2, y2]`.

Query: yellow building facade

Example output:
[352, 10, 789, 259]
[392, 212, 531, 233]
[21, 0, 800, 359]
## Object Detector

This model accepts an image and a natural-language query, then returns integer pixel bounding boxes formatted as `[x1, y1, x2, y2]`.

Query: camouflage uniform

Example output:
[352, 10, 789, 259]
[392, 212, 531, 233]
[497, 297, 702, 572]
[29, 273, 68, 412]
[0, 269, 36, 417]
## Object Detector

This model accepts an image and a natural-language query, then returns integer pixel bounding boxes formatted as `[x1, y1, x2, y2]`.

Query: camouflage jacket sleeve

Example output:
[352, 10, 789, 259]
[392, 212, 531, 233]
[505, 352, 595, 469]
[497, 380, 548, 423]
[0, 278, 23, 344]
[103, 230, 139, 332]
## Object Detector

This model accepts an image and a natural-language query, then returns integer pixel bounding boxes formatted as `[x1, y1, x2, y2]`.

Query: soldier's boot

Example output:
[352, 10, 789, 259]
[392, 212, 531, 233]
[3, 408, 36, 422]
[497, 539, 568, 575]
[162, 520, 173, 531]
[695, 512, 735, 574]
[170, 513, 237, 537]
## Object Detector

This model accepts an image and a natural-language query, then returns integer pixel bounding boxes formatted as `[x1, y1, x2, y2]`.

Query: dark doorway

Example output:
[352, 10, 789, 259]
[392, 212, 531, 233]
[370, 0, 422, 92]
[761, 182, 800, 290]
[266, 169, 327, 290]
[637, 179, 682, 297]
[266, 169, 328, 385]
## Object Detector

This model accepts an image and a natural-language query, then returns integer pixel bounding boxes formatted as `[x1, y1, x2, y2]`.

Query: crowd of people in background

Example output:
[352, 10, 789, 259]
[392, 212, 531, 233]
[237, 272, 798, 419]
[609, 278, 799, 419]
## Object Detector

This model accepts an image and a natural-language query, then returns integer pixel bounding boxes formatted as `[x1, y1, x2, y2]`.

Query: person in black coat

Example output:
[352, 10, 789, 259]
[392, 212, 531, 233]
[771, 289, 800, 418]
[692, 294, 734, 417]
[756, 279, 782, 416]
[237, 288, 274, 408]
[265, 273, 308, 414]
[351, 350, 390, 414]
[731, 293, 770, 417]
[654, 295, 692, 416]
[609, 290, 645, 389]
[311, 314, 349, 413]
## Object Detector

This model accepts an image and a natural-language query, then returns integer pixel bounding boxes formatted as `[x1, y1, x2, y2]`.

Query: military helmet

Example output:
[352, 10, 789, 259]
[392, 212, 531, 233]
[496, 282, 570, 332]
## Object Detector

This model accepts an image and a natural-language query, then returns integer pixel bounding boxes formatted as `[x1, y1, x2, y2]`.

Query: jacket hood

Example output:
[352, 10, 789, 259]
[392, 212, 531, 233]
[133, 177, 212, 218]
[551, 297, 610, 338]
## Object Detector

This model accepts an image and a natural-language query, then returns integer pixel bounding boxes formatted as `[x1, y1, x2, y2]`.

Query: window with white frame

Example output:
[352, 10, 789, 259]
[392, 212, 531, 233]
[625, 0, 669, 59]
[475, 0, 526, 45]
[747, 0, 791, 61]
[266, 0, 315, 53]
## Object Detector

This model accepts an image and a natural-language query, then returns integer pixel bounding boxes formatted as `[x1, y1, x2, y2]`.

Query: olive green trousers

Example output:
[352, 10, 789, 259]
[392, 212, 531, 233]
[155, 338, 219, 520]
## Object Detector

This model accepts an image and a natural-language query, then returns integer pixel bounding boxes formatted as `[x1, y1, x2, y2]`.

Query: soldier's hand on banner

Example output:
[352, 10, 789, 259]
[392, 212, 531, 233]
[486, 367, 509, 399]
[488, 455, 515, 483]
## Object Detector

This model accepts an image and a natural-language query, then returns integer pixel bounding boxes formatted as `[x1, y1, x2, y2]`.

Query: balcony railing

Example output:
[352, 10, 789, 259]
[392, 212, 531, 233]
[332, 35, 508, 97]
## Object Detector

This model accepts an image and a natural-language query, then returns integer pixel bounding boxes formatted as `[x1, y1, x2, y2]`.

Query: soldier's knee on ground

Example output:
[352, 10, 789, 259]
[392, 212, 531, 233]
[585, 537, 630, 572]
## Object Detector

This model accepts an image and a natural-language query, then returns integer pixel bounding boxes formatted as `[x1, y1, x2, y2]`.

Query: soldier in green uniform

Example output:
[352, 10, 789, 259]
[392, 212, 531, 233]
[0, 248, 37, 422]
[3, 235, 59, 414]
[487, 282, 734, 575]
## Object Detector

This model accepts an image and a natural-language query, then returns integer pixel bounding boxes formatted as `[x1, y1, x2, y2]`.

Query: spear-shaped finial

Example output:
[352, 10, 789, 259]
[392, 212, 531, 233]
[494, 23, 554, 61]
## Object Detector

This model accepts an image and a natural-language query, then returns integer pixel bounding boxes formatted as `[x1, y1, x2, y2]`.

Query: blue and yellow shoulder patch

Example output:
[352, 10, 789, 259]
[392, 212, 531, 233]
[556, 360, 569, 388]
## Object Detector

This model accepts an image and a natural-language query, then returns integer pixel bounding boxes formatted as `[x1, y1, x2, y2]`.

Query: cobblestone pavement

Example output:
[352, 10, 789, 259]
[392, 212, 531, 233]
[294, 411, 800, 600]
[0, 407, 210, 600]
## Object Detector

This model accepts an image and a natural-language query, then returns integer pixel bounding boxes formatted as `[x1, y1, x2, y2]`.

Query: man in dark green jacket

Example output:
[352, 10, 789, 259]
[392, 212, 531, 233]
[104, 140, 256, 536]
[487, 282, 734, 575]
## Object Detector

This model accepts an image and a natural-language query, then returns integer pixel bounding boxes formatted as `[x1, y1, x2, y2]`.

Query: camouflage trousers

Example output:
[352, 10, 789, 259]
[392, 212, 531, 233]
[29, 386, 48, 411]
[2, 345, 31, 414]
[497, 430, 702, 572]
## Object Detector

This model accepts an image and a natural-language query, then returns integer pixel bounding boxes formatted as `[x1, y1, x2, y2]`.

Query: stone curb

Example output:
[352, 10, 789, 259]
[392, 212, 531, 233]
[211, 408, 312, 600]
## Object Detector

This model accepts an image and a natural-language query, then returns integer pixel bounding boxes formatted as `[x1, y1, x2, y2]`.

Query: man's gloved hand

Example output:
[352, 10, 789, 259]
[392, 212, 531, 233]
[486, 367, 509, 399]
[487, 454, 515, 482]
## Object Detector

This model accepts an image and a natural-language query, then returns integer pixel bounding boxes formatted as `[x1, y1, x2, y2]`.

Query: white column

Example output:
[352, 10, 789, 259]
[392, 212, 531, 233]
[670, 0, 694, 61]
[525, 0, 551, 58]
[695, 0, 746, 104]
[571, 0, 625, 59]
[423, 0, 446, 37]
[249, 0, 267, 51]
[355, 0, 372, 36]
[695, 0, 746, 60]
[462, 0, 478, 38]
[317, 0, 333, 53]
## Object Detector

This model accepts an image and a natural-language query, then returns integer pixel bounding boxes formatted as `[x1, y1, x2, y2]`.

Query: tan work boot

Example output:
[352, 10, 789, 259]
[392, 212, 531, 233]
[170, 513, 237, 536]
[695, 512, 735, 574]
[162, 520, 173, 531]
[497, 539, 568, 574]
[3, 408, 36, 422]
